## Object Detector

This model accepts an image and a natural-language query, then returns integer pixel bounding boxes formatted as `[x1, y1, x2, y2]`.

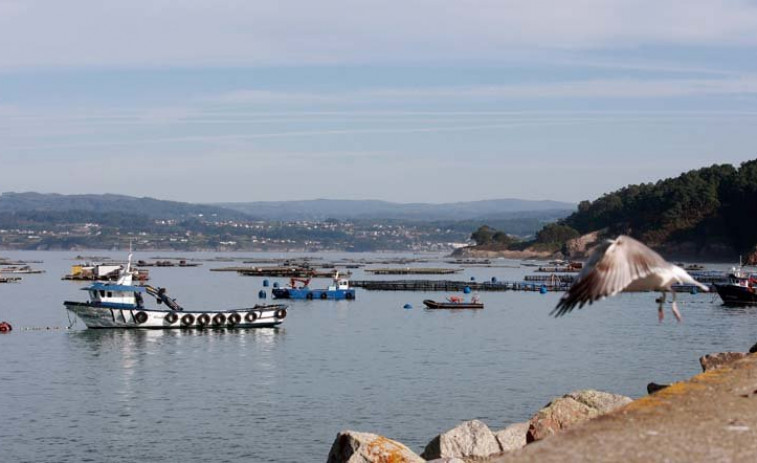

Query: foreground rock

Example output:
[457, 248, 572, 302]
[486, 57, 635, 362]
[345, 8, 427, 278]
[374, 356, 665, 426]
[494, 422, 529, 453]
[421, 419, 501, 461]
[526, 389, 632, 442]
[327, 430, 424, 463]
[699, 352, 749, 372]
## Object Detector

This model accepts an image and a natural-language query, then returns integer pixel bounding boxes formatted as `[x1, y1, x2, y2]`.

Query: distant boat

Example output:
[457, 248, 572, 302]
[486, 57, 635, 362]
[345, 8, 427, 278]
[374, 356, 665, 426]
[423, 296, 484, 310]
[713, 266, 757, 306]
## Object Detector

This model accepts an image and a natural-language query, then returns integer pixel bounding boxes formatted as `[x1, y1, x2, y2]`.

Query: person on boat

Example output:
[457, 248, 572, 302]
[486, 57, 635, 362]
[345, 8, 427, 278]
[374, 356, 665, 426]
[135, 291, 144, 309]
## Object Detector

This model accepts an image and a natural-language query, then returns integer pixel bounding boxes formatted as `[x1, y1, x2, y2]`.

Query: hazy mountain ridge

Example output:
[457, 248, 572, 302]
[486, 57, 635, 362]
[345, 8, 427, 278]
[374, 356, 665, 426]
[217, 198, 575, 221]
[0, 192, 251, 221]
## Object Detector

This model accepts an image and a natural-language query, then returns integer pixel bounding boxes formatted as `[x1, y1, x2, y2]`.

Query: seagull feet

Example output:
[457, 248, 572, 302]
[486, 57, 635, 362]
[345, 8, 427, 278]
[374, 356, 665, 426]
[671, 302, 682, 322]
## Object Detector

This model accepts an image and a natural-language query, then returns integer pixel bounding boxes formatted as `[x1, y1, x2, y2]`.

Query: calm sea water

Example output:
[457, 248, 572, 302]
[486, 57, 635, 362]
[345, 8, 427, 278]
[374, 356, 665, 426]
[1, 251, 755, 463]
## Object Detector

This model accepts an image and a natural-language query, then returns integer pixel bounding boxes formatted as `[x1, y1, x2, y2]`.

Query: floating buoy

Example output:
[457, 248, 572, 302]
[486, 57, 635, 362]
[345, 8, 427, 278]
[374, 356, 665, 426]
[0, 321, 12, 333]
[463, 286, 471, 294]
[403, 304, 413, 309]
[258, 290, 266, 299]
[540, 285, 548, 294]
[263, 279, 270, 287]
[491, 277, 497, 283]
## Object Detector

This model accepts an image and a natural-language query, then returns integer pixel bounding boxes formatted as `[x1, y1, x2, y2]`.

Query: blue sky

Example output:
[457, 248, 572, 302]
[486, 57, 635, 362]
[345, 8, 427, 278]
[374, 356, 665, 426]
[1, 0, 756, 204]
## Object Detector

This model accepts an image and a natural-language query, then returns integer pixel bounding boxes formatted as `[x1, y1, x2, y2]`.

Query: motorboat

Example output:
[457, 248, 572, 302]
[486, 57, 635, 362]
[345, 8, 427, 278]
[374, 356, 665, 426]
[423, 295, 484, 309]
[713, 265, 757, 306]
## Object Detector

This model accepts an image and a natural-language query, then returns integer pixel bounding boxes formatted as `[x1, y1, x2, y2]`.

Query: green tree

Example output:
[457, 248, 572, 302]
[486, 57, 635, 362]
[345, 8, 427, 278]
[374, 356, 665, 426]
[536, 223, 579, 245]
[470, 225, 494, 245]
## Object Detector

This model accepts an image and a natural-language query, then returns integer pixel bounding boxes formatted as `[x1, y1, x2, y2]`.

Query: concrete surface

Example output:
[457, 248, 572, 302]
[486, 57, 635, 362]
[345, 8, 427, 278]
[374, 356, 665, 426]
[490, 354, 757, 462]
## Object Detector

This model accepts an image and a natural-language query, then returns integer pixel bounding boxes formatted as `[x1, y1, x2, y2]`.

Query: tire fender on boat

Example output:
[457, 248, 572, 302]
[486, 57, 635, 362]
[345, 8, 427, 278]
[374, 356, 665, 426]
[212, 313, 226, 326]
[197, 313, 210, 326]
[320, 292, 328, 300]
[228, 313, 241, 326]
[134, 311, 149, 325]
[306, 292, 314, 300]
[345, 292, 354, 300]
[245, 311, 258, 323]
[165, 312, 179, 324]
[181, 314, 195, 327]
[275, 308, 287, 319]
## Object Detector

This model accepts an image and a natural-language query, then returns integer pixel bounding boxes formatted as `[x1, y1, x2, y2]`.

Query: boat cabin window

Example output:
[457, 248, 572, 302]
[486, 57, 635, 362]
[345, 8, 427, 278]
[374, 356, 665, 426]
[100, 290, 105, 297]
[107, 291, 113, 297]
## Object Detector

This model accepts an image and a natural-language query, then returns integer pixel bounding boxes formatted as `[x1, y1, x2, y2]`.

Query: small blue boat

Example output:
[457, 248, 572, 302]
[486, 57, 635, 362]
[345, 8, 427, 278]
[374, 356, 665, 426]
[272, 273, 356, 300]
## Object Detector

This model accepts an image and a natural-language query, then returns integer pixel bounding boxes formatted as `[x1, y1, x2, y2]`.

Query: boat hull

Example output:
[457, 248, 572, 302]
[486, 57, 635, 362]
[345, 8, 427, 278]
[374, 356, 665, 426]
[272, 288, 355, 300]
[713, 284, 757, 306]
[423, 299, 484, 309]
[64, 301, 287, 329]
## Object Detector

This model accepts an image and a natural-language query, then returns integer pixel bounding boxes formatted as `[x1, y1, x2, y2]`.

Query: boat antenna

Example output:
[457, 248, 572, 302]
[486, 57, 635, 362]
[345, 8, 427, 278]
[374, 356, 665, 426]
[126, 241, 133, 274]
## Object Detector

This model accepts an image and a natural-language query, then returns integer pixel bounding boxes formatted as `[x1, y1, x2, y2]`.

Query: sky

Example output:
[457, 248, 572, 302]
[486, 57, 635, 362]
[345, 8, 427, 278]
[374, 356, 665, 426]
[1, 0, 756, 204]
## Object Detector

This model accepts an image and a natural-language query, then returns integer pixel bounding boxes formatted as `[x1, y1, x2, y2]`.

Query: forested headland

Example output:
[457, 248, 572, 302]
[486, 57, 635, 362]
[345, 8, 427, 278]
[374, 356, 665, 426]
[462, 159, 757, 261]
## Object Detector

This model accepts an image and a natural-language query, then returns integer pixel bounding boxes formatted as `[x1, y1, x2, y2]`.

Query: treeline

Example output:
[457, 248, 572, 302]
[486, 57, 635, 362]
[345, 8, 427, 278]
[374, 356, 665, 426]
[560, 159, 757, 253]
[467, 159, 757, 256]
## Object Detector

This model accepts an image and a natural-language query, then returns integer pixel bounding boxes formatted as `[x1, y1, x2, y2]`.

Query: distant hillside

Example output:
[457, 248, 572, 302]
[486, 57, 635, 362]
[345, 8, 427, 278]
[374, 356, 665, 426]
[560, 159, 757, 259]
[0, 192, 250, 221]
[217, 198, 575, 221]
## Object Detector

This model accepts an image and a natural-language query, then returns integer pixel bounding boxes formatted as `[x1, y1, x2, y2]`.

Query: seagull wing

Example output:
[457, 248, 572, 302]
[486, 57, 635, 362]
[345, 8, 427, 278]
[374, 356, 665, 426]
[551, 235, 668, 317]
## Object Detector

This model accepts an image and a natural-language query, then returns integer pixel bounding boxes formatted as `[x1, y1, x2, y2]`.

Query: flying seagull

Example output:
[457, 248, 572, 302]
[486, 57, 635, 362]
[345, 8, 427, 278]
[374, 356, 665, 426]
[552, 235, 709, 321]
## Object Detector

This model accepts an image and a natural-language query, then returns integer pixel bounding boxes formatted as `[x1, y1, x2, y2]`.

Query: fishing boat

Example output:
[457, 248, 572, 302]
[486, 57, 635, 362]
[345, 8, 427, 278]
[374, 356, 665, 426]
[713, 265, 757, 306]
[64, 252, 287, 329]
[272, 272, 356, 300]
[423, 295, 484, 309]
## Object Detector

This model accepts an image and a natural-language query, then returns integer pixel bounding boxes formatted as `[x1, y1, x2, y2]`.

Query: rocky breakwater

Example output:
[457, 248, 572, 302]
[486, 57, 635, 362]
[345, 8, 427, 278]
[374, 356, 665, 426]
[326, 389, 631, 463]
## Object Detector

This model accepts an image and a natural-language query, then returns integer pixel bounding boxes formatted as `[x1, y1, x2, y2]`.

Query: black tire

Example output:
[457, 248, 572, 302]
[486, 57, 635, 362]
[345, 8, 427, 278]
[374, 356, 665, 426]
[275, 308, 287, 319]
[197, 314, 210, 327]
[212, 313, 226, 326]
[320, 292, 328, 300]
[165, 312, 179, 324]
[345, 292, 354, 300]
[134, 311, 148, 324]
[228, 313, 241, 326]
[306, 292, 314, 300]
[245, 311, 258, 323]
[181, 314, 195, 327]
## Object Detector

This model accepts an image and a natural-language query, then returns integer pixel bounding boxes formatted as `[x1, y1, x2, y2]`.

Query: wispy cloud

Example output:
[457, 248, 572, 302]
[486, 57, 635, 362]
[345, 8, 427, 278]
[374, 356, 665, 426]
[209, 77, 757, 105]
[1, 1, 757, 70]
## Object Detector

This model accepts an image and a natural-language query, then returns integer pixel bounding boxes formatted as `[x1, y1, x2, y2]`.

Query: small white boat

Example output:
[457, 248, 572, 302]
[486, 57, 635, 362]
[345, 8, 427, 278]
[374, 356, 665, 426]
[64, 252, 287, 329]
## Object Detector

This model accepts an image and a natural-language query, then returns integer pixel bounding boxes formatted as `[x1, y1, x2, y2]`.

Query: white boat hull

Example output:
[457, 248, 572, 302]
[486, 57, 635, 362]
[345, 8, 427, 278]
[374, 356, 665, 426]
[64, 302, 286, 329]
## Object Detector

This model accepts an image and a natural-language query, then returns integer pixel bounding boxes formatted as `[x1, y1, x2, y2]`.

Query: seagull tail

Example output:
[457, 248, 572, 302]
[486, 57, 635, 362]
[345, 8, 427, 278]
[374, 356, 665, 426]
[695, 280, 710, 292]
